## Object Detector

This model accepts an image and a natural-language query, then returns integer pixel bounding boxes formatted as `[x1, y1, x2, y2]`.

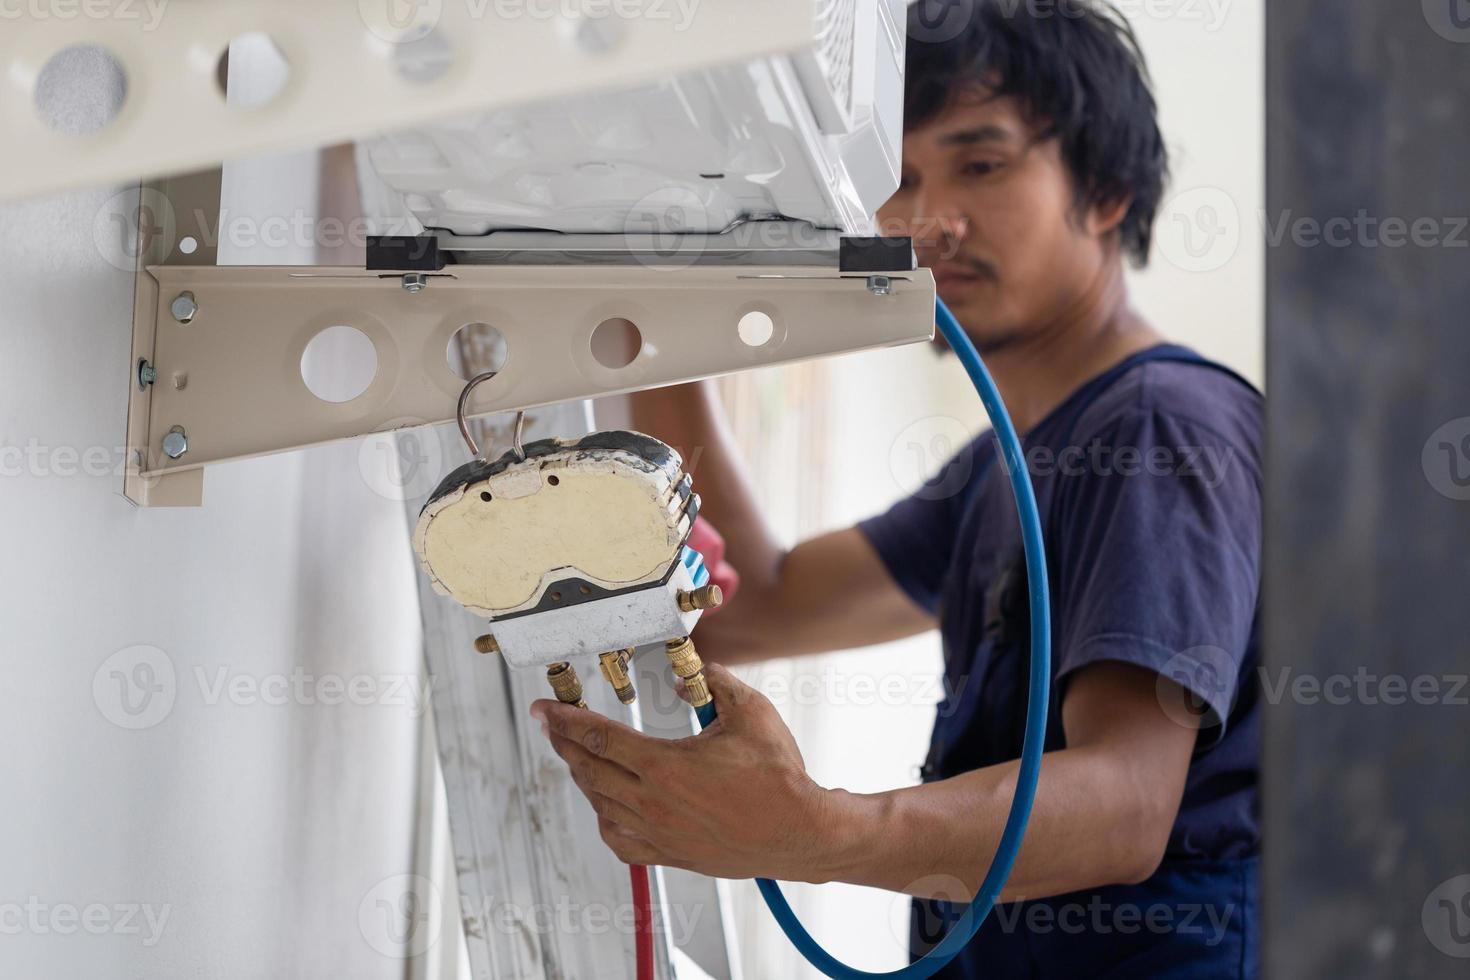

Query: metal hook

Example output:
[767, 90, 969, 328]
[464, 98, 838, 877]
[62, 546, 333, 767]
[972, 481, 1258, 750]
[456, 371, 526, 462]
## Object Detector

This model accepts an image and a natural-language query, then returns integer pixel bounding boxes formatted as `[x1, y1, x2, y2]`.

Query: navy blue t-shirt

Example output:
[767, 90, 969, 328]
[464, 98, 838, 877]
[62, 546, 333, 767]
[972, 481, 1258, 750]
[859, 346, 1262, 978]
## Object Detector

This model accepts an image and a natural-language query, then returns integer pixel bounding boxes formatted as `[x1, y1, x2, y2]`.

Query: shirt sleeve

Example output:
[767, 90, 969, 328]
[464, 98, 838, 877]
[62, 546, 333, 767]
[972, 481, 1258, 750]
[1051, 408, 1261, 746]
[856, 438, 986, 616]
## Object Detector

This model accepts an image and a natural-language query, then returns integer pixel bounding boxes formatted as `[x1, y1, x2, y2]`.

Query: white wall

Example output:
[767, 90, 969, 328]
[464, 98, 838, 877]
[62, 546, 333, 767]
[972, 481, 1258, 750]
[1127, 0, 1265, 385]
[0, 56, 426, 977]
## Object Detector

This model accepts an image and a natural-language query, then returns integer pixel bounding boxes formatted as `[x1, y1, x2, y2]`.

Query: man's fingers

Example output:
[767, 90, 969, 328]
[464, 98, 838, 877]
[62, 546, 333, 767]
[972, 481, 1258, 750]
[597, 817, 661, 866]
[548, 732, 642, 805]
[532, 699, 658, 770]
[587, 791, 651, 836]
[688, 517, 739, 615]
[688, 516, 725, 568]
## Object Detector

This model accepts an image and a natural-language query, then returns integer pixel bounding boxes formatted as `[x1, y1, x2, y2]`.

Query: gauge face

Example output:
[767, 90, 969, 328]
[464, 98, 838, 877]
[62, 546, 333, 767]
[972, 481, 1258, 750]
[413, 431, 695, 618]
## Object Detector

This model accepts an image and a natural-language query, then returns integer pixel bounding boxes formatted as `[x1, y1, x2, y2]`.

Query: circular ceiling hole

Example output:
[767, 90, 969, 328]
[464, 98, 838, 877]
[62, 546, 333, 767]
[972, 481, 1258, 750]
[394, 30, 454, 84]
[216, 32, 290, 109]
[447, 323, 508, 381]
[547, 475, 560, 486]
[591, 317, 642, 369]
[480, 491, 492, 502]
[301, 325, 378, 403]
[738, 310, 775, 347]
[34, 44, 128, 136]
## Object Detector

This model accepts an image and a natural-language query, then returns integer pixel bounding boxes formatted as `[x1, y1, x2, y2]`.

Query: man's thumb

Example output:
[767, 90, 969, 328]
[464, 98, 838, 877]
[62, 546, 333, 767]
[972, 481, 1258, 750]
[702, 663, 759, 718]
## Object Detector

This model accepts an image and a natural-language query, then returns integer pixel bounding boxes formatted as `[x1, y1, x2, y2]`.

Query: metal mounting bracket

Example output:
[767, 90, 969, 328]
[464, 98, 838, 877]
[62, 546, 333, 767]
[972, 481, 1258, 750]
[125, 261, 936, 507]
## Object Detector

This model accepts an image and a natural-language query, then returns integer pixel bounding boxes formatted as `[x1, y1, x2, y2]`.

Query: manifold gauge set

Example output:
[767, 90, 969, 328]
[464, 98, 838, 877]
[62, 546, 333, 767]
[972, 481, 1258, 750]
[411, 373, 721, 710]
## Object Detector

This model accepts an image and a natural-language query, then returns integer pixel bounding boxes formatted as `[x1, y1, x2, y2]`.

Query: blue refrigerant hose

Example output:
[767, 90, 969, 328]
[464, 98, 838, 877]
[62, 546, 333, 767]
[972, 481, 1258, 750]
[690, 298, 1052, 979]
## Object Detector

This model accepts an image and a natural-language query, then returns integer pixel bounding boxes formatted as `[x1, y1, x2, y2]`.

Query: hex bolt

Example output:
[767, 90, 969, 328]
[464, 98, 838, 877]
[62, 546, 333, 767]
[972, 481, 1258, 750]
[401, 273, 428, 294]
[866, 275, 893, 296]
[170, 291, 198, 324]
[161, 425, 189, 460]
[137, 359, 157, 390]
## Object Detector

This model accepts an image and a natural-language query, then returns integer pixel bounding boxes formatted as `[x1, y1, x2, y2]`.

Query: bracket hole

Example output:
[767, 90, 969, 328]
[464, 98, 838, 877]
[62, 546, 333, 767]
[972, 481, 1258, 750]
[394, 29, 454, 84]
[591, 317, 642, 370]
[34, 44, 127, 136]
[737, 310, 775, 348]
[447, 322, 508, 381]
[301, 325, 378, 403]
[217, 32, 290, 109]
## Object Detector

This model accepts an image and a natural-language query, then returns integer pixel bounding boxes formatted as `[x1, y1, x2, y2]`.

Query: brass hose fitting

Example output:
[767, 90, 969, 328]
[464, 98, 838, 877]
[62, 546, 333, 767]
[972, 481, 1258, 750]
[599, 649, 638, 705]
[546, 662, 587, 709]
[664, 636, 712, 708]
[677, 584, 724, 613]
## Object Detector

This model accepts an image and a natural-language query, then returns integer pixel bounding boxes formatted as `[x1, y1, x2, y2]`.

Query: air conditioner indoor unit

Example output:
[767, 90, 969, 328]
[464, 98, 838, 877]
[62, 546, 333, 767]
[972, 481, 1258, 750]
[356, 0, 911, 263]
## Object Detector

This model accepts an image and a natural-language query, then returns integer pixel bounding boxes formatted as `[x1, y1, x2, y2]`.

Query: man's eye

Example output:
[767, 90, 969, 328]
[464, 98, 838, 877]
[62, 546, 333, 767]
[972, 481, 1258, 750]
[962, 160, 1003, 178]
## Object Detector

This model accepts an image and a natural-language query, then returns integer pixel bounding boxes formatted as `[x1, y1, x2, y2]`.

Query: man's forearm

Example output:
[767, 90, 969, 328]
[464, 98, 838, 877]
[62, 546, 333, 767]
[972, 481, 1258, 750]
[630, 382, 791, 662]
[630, 383, 937, 662]
[810, 746, 1176, 903]
[632, 382, 784, 583]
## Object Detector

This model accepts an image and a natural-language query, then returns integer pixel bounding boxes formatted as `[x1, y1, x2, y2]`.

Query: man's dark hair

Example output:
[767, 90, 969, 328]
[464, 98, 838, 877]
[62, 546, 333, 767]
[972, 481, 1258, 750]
[906, 0, 1168, 267]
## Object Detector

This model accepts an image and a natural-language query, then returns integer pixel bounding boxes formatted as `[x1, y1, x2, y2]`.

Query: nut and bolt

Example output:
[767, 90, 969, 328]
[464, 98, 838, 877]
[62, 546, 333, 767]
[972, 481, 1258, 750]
[401, 273, 429, 294]
[546, 662, 588, 709]
[137, 359, 157, 390]
[161, 425, 189, 460]
[170, 291, 198, 323]
[665, 636, 712, 708]
[866, 275, 892, 296]
[677, 584, 724, 614]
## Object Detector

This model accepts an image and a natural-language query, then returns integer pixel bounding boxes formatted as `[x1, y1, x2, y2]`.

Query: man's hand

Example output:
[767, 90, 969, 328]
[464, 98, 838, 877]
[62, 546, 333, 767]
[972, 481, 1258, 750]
[687, 517, 740, 614]
[531, 665, 832, 882]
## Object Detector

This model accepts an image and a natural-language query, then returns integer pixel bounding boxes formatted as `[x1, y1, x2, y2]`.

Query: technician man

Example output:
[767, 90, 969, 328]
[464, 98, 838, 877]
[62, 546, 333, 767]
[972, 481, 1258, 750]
[533, 1, 1261, 975]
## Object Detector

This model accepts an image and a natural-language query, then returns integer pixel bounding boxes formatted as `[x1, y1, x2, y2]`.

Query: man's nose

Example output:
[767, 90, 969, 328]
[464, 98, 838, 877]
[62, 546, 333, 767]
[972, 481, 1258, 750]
[935, 212, 971, 246]
[912, 191, 970, 251]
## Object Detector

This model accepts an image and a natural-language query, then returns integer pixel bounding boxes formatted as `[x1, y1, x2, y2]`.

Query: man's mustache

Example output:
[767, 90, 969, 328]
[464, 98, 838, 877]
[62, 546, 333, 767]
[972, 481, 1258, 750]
[924, 252, 1000, 282]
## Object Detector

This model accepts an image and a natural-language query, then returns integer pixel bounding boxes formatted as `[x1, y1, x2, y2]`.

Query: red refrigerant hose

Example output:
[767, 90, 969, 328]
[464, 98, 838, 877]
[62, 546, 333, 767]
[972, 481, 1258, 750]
[630, 863, 655, 980]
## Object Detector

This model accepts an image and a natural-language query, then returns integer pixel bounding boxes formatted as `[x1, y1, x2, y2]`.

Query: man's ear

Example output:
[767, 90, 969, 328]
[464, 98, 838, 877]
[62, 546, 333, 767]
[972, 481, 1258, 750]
[1087, 194, 1132, 238]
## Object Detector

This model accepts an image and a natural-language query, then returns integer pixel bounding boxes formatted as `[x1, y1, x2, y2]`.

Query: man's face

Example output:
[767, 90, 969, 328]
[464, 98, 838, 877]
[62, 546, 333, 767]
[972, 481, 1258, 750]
[878, 91, 1118, 354]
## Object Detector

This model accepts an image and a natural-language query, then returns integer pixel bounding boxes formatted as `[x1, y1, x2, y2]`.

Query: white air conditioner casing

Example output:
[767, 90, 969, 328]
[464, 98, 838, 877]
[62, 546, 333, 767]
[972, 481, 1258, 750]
[357, 0, 909, 245]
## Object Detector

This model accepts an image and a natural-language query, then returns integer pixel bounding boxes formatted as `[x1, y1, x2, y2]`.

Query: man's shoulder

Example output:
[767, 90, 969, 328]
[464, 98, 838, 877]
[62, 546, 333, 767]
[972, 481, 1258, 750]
[1071, 351, 1263, 451]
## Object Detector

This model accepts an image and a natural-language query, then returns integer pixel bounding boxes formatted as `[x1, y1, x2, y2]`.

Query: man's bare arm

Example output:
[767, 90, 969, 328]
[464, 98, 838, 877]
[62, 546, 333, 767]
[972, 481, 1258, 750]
[818, 662, 1199, 900]
[531, 661, 1198, 900]
[631, 382, 934, 663]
